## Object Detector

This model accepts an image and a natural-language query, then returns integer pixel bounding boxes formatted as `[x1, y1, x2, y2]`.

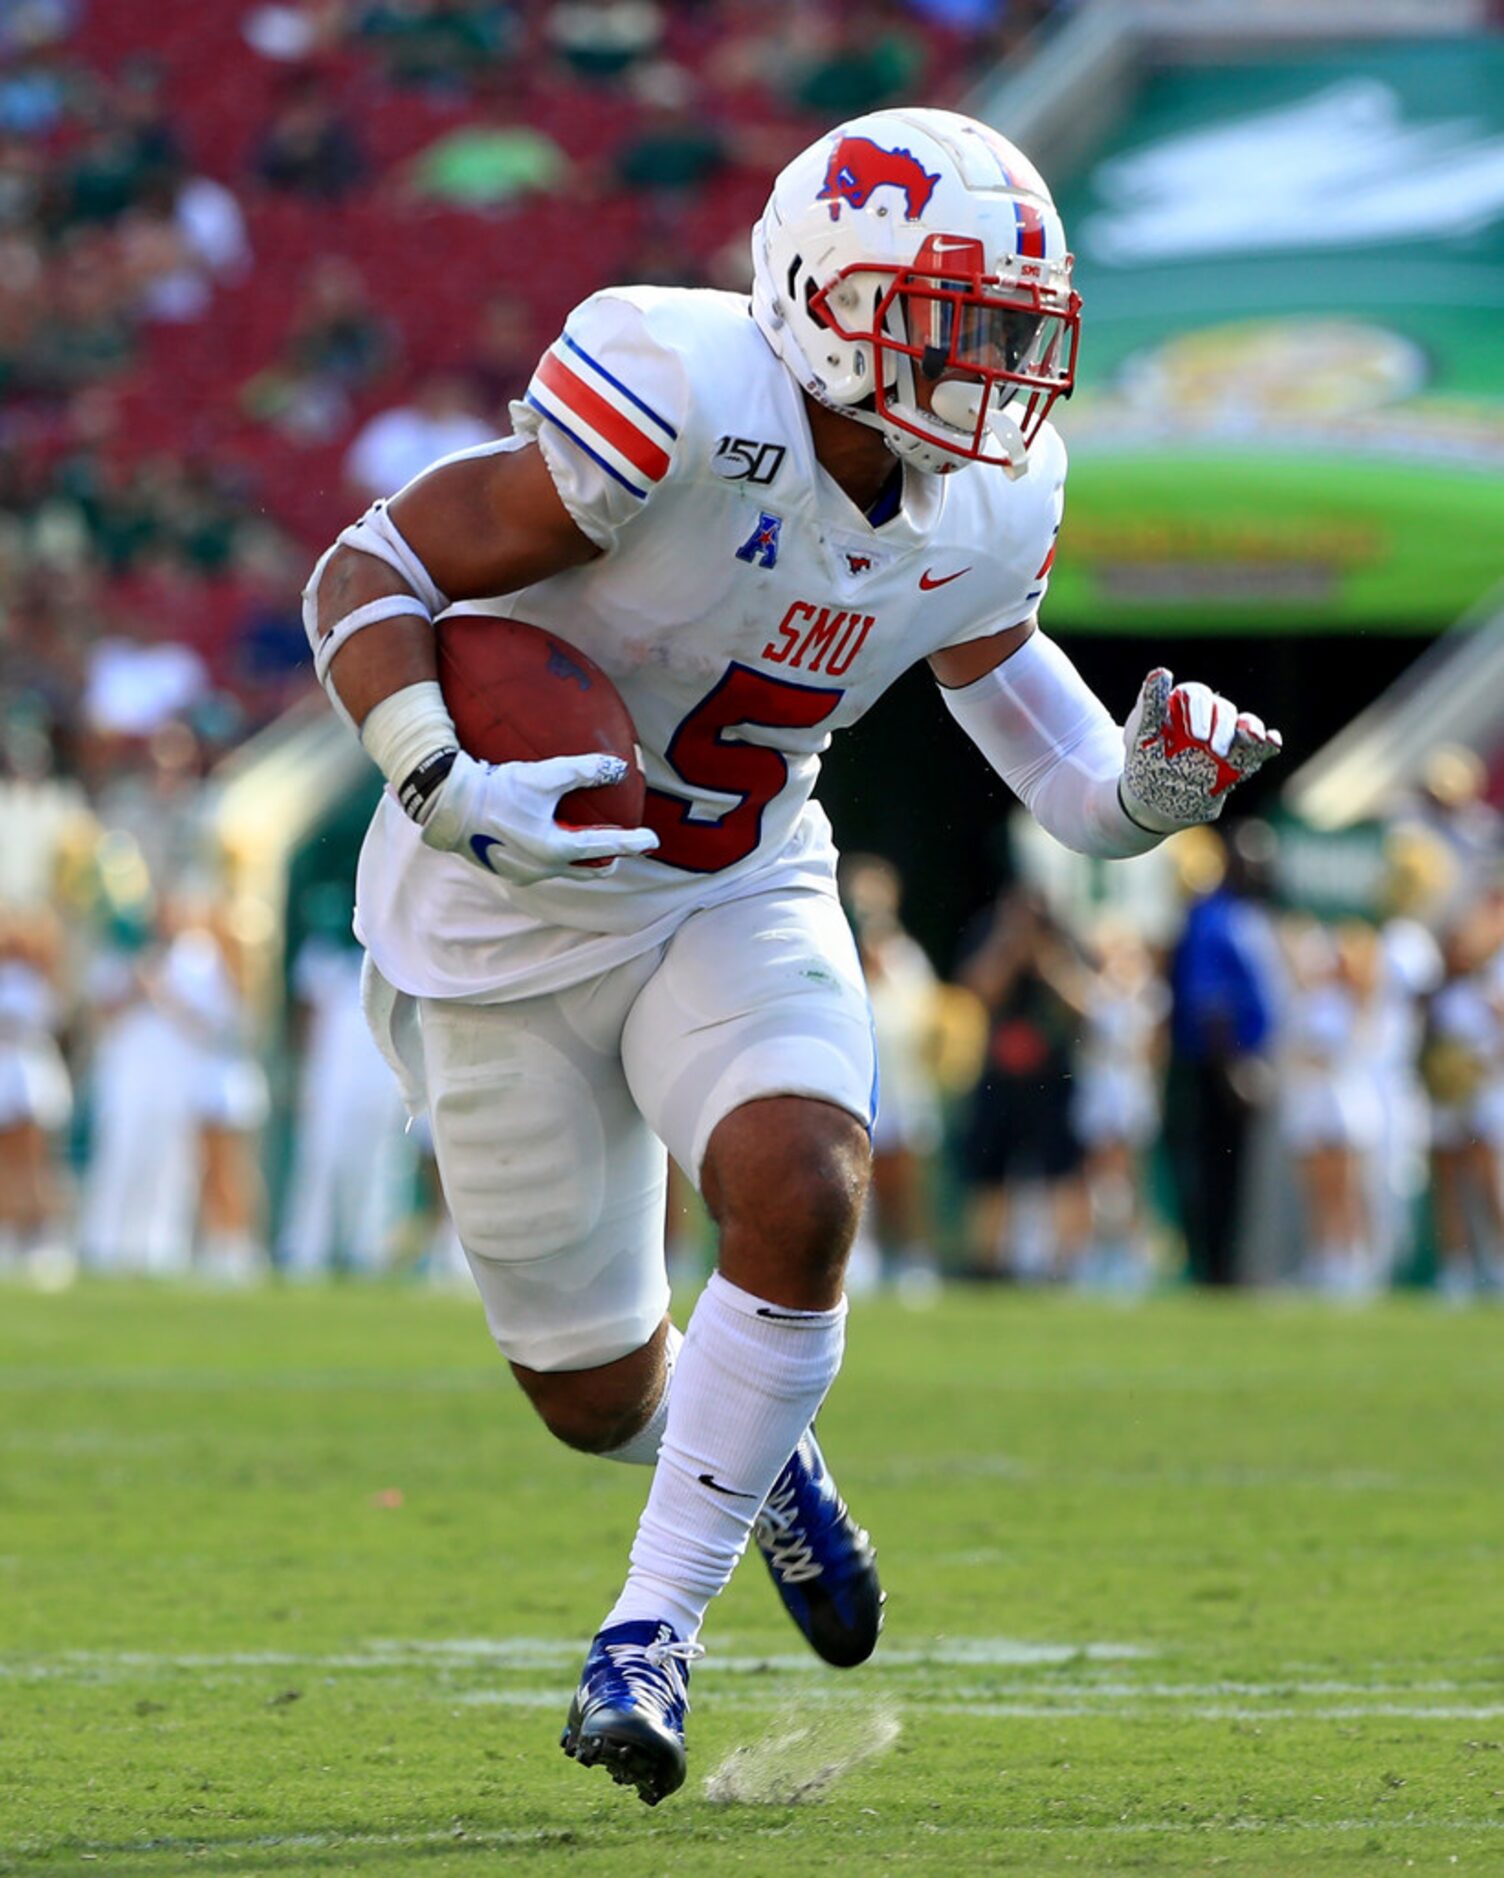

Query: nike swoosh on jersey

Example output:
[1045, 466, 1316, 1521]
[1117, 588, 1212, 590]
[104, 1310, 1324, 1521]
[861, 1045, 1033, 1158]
[919, 567, 971, 590]
[468, 834, 506, 872]
[698, 1473, 757, 1498]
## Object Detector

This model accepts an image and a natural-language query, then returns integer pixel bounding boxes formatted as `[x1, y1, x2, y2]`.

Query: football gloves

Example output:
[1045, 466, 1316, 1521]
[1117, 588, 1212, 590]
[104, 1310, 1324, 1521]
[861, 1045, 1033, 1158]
[1119, 670, 1282, 836]
[419, 749, 659, 886]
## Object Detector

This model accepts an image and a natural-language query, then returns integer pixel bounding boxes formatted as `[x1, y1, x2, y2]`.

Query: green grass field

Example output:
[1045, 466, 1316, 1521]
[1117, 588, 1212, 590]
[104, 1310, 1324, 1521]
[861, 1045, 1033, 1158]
[2, 1281, 1502, 1876]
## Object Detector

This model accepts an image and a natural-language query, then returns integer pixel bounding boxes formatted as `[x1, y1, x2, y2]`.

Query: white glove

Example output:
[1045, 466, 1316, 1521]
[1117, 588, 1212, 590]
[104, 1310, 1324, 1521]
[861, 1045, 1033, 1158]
[420, 749, 659, 885]
[1119, 669, 1282, 836]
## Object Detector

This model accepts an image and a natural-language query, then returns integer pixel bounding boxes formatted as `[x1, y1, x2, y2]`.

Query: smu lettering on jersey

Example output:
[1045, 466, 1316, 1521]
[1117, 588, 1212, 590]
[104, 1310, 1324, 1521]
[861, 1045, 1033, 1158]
[356, 287, 1066, 1003]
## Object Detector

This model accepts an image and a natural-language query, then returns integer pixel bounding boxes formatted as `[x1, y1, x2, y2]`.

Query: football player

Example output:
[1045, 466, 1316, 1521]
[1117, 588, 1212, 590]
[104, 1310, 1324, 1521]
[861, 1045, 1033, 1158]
[304, 107, 1281, 1804]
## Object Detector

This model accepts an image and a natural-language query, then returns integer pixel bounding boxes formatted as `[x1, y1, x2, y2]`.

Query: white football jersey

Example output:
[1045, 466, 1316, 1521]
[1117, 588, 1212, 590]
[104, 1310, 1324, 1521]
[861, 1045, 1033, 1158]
[356, 286, 1065, 1002]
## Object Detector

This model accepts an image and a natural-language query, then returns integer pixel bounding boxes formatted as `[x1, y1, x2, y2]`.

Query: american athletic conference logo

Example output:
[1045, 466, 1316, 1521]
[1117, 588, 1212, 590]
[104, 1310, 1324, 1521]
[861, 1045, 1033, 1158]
[735, 511, 782, 570]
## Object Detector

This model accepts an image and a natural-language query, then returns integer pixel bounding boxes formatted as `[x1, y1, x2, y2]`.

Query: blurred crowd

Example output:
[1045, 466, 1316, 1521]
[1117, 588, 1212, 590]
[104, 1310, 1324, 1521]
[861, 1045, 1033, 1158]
[0, 0, 1062, 773]
[7, 2, 1504, 1303]
[4, 747, 1503, 1302]
[834, 751, 1504, 1305]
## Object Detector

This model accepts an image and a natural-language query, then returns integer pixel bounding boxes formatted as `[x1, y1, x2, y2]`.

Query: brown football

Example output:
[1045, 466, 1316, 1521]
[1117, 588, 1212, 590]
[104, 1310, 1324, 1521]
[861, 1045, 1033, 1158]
[435, 613, 645, 832]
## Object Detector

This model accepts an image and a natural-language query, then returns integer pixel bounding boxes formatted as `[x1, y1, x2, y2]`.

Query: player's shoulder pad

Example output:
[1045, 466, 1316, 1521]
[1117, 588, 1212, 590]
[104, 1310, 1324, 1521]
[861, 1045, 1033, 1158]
[521, 288, 695, 505]
[972, 416, 1066, 566]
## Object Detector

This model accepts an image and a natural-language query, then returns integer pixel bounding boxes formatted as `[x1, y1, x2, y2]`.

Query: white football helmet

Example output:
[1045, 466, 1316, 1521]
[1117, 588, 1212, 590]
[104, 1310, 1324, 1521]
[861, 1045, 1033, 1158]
[751, 107, 1080, 477]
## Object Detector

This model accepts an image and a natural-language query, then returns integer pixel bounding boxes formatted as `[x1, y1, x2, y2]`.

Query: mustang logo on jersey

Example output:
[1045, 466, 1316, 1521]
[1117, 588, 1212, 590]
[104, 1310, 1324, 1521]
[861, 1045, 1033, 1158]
[762, 600, 875, 677]
[711, 435, 786, 486]
[735, 511, 783, 569]
[818, 136, 940, 223]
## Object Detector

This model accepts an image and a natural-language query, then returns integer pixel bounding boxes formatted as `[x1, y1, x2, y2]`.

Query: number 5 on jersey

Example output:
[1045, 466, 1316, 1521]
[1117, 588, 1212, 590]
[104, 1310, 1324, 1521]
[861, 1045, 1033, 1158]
[645, 664, 842, 874]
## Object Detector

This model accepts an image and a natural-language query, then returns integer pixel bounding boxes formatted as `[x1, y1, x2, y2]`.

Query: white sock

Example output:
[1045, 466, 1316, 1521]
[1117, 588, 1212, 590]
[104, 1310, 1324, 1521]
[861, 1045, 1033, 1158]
[600, 1325, 683, 1466]
[603, 1272, 846, 1643]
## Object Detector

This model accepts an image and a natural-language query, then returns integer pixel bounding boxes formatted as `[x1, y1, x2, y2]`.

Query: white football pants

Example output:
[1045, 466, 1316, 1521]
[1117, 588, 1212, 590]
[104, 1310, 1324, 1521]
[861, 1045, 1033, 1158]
[363, 886, 876, 1371]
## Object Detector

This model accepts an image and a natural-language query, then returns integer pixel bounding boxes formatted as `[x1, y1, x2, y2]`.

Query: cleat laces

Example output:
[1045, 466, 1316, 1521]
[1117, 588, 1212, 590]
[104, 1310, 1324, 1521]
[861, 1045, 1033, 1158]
[600, 1635, 704, 1724]
[753, 1482, 822, 1584]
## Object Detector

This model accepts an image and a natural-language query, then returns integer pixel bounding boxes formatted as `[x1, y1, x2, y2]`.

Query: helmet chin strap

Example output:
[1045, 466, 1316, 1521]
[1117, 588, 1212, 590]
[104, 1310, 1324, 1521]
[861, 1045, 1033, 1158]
[929, 379, 1029, 479]
[876, 362, 1030, 479]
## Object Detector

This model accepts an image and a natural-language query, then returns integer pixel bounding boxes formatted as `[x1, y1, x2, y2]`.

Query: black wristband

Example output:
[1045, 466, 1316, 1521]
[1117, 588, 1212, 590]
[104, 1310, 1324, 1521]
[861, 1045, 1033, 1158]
[1116, 777, 1163, 837]
[399, 746, 458, 822]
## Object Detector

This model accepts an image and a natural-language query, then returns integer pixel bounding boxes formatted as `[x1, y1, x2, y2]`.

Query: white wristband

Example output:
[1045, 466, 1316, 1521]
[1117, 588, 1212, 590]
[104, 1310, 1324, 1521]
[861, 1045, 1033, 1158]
[359, 681, 459, 822]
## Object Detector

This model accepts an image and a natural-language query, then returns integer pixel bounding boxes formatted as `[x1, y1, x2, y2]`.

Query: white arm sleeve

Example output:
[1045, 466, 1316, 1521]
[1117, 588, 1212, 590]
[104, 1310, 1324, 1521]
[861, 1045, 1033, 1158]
[939, 630, 1162, 860]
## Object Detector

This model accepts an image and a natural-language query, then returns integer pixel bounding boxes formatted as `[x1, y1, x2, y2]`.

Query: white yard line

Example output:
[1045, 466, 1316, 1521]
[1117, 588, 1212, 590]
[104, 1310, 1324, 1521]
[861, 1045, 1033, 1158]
[59, 1814, 1504, 1860]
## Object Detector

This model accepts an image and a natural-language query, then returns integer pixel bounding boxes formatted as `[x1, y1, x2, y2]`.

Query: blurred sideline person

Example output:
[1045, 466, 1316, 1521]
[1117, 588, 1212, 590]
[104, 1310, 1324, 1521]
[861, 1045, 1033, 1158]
[1278, 920, 1381, 1297]
[1423, 901, 1504, 1302]
[78, 922, 200, 1274]
[0, 908, 74, 1280]
[1070, 918, 1168, 1290]
[1165, 825, 1281, 1286]
[955, 886, 1088, 1282]
[1363, 848, 1445, 1280]
[302, 106, 1279, 1802]
[155, 916, 270, 1284]
[279, 903, 412, 1279]
[840, 853, 944, 1296]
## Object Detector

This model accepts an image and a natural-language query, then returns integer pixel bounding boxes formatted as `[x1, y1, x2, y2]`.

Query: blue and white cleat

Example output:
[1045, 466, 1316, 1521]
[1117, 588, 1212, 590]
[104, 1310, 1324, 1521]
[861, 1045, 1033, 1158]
[754, 1430, 884, 1668]
[560, 1620, 702, 1806]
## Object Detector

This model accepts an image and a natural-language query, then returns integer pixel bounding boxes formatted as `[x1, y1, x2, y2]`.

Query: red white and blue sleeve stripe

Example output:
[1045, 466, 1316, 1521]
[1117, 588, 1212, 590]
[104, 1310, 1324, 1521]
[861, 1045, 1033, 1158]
[525, 332, 678, 500]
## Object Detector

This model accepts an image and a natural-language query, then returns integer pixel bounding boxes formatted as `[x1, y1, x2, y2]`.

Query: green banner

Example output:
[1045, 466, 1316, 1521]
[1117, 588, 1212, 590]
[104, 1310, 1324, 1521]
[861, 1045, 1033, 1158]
[1047, 41, 1504, 632]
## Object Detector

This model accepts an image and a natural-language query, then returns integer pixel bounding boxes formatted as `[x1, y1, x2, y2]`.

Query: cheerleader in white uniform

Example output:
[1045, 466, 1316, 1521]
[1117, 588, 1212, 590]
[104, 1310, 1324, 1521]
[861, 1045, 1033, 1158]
[78, 933, 199, 1274]
[0, 910, 73, 1276]
[1071, 923, 1169, 1289]
[156, 919, 270, 1283]
[279, 934, 411, 1277]
[1279, 921, 1382, 1295]
[1424, 906, 1504, 1301]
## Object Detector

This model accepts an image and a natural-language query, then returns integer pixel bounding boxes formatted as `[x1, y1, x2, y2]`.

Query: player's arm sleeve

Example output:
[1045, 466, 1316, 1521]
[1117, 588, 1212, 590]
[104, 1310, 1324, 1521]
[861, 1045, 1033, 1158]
[938, 630, 1161, 860]
[509, 292, 689, 553]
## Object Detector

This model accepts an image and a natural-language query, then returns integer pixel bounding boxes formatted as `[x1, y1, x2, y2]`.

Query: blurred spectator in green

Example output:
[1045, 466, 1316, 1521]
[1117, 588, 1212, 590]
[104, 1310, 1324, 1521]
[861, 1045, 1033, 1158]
[34, 234, 136, 390]
[61, 60, 183, 228]
[787, 2, 925, 117]
[354, 0, 520, 94]
[252, 70, 366, 201]
[403, 117, 568, 209]
[242, 256, 398, 440]
[612, 65, 730, 194]
[545, 0, 663, 82]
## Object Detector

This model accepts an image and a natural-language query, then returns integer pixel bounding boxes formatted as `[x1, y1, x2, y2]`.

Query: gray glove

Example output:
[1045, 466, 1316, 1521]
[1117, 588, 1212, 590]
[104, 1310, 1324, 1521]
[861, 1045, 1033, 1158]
[1119, 669, 1282, 835]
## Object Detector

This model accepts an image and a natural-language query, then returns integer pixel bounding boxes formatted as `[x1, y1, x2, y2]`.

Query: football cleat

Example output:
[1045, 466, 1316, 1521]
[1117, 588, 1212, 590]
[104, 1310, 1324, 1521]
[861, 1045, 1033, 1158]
[560, 1620, 702, 1806]
[754, 1430, 884, 1668]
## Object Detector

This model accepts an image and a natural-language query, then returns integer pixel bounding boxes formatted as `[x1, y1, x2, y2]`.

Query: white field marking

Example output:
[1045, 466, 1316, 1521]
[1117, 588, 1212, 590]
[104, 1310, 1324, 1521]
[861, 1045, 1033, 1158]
[452, 1689, 1504, 1724]
[56, 1817, 1504, 1862]
[62, 1817, 1504, 1859]
[702, 1698, 901, 1805]
[0, 1635, 1155, 1679]
[932, 1702, 1504, 1722]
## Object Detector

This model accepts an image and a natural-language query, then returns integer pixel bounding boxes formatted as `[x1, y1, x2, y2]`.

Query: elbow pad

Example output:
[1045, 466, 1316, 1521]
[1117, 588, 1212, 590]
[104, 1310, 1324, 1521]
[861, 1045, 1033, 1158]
[302, 502, 452, 712]
[939, 632, 1161, 860]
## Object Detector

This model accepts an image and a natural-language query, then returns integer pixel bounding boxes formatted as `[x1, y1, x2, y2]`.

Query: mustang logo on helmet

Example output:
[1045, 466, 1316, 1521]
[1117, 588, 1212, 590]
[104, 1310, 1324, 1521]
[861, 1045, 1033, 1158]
[818, 136, 940, 223]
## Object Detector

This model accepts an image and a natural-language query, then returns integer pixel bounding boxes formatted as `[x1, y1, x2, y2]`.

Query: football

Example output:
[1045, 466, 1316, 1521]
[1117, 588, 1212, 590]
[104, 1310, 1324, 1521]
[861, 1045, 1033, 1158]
[435, 613, 646, 832]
